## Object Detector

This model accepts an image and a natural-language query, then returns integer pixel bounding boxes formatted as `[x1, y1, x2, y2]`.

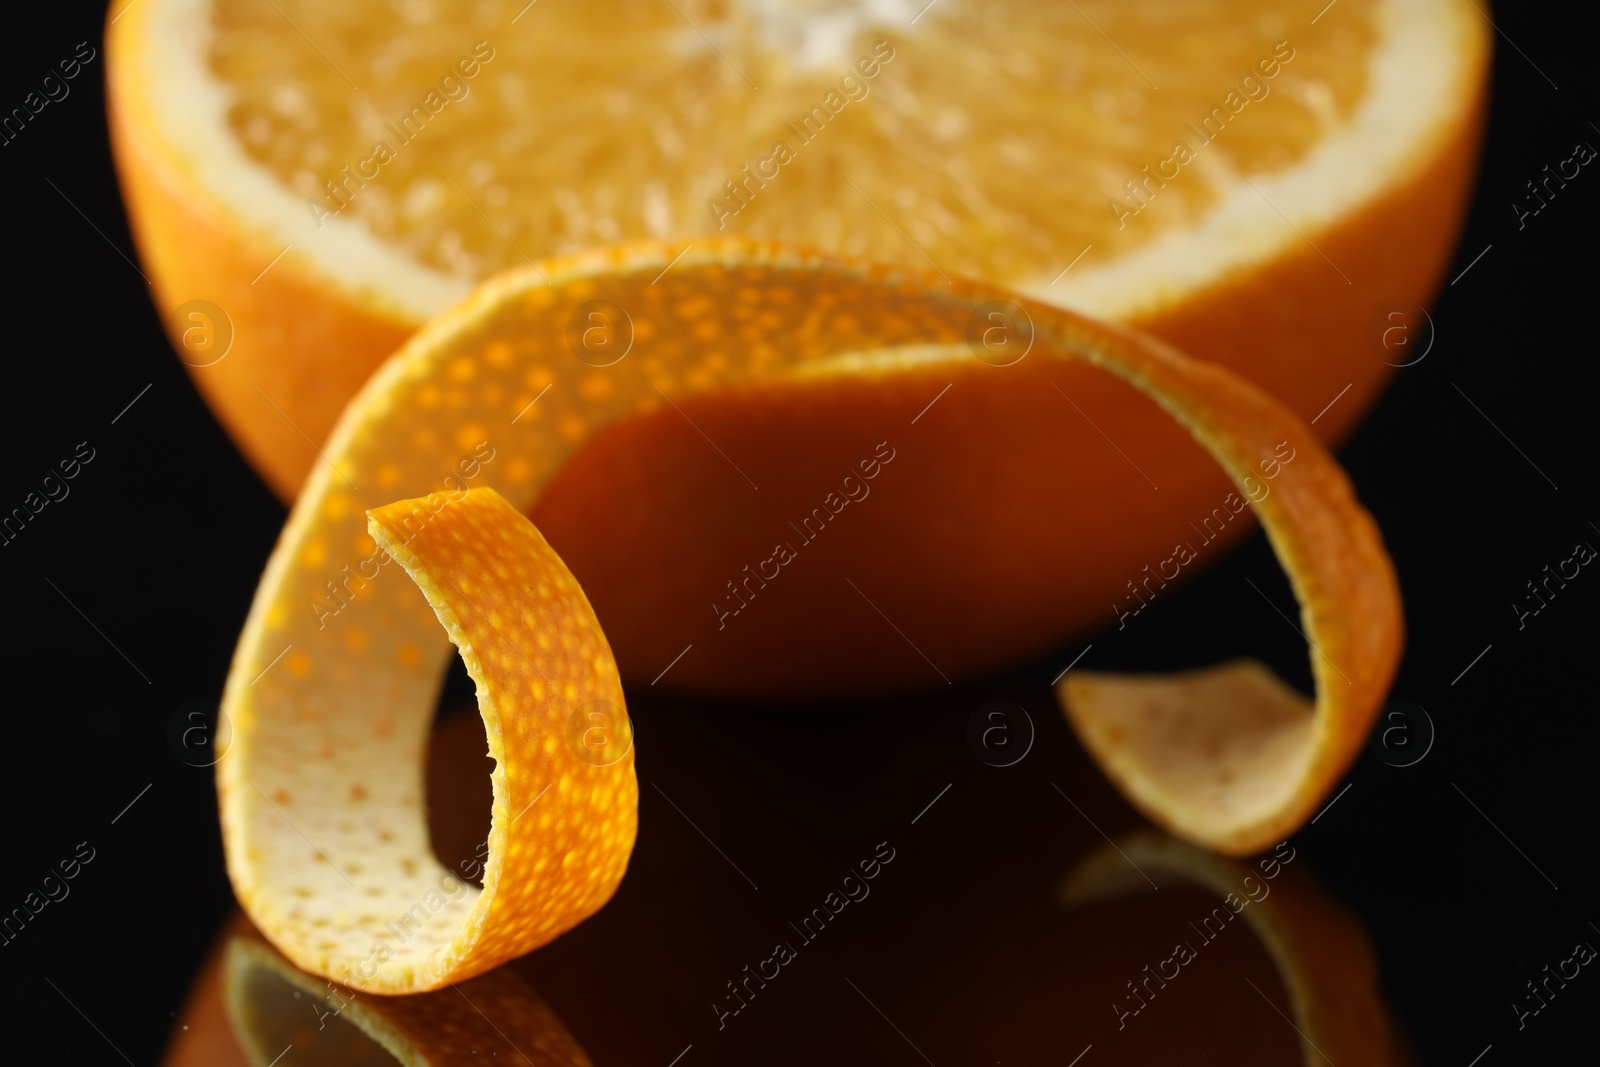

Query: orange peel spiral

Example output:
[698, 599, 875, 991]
[218, 238, 1399, 991]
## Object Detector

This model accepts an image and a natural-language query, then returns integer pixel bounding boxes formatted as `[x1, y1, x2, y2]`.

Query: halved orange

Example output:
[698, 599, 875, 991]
[109, 0, 1482, 693]
[217, 242, 1397, 990]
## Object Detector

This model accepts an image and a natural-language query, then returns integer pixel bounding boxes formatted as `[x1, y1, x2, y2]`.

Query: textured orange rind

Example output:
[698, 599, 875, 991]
[1054, 334, 1402, 852]
[221, 487, 634, 993]
[218, 242, 1398, 987]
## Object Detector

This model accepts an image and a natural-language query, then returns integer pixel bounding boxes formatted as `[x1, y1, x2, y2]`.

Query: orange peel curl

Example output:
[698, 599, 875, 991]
[218, 238, 1400, 993]
[221, 487, 634, 993]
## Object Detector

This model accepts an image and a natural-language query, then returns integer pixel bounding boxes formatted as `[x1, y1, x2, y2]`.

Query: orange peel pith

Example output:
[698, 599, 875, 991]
[220, 487, 634, 994]
[218, 240, 1398, 990]
[1055, 325, 1402, 853]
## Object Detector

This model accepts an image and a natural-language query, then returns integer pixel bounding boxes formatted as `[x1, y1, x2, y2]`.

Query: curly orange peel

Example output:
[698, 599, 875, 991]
[218, 238, 1398, 993]
[1055, 335, 1401, 853]
[220, 487, 633, 993]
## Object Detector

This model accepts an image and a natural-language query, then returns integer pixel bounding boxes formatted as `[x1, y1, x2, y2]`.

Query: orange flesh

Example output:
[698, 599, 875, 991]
[210, 0, 1378, 280]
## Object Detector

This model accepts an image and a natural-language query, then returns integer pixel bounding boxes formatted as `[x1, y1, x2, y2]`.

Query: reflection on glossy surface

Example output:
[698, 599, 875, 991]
[168, 686, 1410, 1064]
[164, 918, 590, 1066]
[228, 940, 399, 1065]
[1061, 833, 1411, 1065]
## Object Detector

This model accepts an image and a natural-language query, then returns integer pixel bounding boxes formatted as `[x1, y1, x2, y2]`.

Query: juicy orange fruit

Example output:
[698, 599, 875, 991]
[108, 0, 1482, 692]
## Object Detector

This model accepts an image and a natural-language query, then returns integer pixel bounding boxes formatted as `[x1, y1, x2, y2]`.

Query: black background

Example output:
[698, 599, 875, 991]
[1, 2, 1595, 1063]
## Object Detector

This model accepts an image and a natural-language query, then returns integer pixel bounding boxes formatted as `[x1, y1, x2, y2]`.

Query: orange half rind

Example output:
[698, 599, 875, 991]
[218, 239, 1399, 992]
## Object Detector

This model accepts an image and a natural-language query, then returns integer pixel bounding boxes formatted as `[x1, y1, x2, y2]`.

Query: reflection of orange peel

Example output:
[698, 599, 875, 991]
[1063, 833, 1409, 1065]
[218, 238, 1398, 992]
[223, 931, 592, 1066]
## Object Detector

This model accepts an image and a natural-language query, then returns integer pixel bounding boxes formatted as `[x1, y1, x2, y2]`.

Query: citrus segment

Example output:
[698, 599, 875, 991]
[219, 486, 634, 994]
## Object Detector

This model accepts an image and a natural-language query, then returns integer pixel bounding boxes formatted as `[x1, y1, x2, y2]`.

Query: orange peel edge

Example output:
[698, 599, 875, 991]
[1053, 325, 1402, 855]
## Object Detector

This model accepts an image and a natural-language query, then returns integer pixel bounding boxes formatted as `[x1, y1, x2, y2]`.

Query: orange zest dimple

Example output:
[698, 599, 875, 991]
[219, 488, 634, 993]
[217, 239, 1399, 991]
